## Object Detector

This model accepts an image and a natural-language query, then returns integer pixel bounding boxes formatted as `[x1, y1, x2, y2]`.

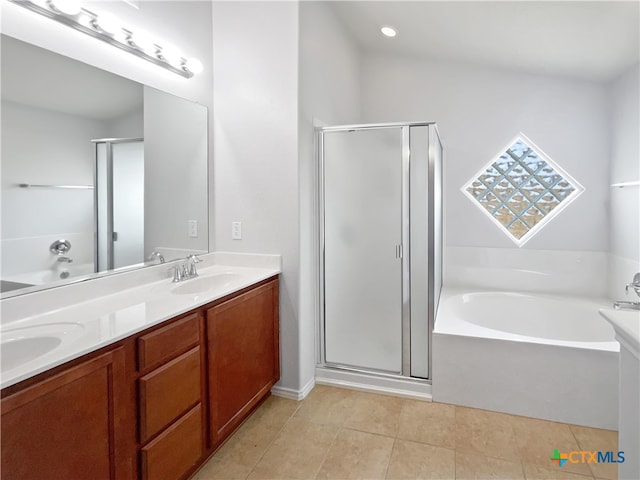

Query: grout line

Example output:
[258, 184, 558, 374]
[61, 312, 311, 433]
[243, 398, 304, 478]
[383, 438, 396, 480]
[311, 423, 341, 479]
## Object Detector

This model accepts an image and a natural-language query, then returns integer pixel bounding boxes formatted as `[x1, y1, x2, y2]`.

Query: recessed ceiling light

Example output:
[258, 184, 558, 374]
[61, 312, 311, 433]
[381, 26, 397, 38]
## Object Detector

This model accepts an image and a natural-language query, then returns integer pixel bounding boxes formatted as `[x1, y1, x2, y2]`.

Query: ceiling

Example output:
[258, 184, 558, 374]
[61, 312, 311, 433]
[1, 35, 142, 121]
[330, 1, 640, 82]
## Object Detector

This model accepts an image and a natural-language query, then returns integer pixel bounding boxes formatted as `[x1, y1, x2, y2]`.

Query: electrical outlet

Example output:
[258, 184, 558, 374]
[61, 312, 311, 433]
[188, 220, 198, 238]
[232, 221, 242, 240]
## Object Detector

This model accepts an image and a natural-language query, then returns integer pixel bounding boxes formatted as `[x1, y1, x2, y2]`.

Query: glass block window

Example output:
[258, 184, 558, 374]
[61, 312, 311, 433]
[462, 134, 584, 246]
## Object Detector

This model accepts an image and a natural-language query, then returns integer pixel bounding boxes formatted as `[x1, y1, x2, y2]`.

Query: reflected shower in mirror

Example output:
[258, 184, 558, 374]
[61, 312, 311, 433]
[0, 35, 208, 297]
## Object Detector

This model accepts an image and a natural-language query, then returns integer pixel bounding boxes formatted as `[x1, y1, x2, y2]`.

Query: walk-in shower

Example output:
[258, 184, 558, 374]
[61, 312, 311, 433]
[317, 122, 443, 390]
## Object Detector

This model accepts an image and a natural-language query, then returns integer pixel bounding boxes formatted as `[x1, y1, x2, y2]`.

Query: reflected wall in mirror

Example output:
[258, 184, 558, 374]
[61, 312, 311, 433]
[1, 35, 208, 297]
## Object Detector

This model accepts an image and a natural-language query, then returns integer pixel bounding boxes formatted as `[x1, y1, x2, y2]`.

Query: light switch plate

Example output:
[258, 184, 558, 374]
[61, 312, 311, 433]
[188, 220, 198, 238]
[232, 221, 242, 240]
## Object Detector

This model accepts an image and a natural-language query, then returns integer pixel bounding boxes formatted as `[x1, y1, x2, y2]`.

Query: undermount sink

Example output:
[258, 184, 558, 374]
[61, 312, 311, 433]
[1, 337, 62, 372]
[171, 273, 244, 295]
[1, 323, 84, 373]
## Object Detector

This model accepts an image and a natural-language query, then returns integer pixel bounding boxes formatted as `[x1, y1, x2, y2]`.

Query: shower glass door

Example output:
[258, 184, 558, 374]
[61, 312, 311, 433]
[322, 127, 403, 374]
[94, 139, 144, 272]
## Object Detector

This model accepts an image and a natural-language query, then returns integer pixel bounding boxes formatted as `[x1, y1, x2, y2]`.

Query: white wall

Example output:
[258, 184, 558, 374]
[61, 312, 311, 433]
[144, 87, 208, 259]
[360, 53, 610, 295]
[212, 1, 301, 393]
[105, 108, 143, 139]
[298, 1, 361, 392]
[361, 54, 610, 252]
[1, 0, 215, 243]
[1, 101, 101, 275]
[608, 64, 640, 300]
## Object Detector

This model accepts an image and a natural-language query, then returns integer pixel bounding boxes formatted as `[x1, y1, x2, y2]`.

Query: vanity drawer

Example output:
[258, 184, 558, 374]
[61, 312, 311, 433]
[140, 403, 203, 480]
[137, 313, 201, 370]
[139, 347, 201, 442]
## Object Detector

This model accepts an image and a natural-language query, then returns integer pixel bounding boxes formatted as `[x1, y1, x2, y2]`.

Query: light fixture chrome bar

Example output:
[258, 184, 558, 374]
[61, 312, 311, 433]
[17, 183, 94, 189]
[10, 0, 197, 79]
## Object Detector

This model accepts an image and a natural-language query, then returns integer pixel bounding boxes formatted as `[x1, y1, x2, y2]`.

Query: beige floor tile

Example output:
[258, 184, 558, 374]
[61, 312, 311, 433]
[522, 462, 595, 479]
[213, 401, 292, 468]
[294, 385, 357, 426]
[193, 457, 252, 480]
[397, 400, 456, 448]
[456, 406, 521, 461]
[569, 425, 618, 480]
[251, 417, 339, 479]
[343, 391, 404, 437]
[386, 439, 455, 480]
[456, 450, 525, 479]
[259, 394, 302, 420]
[247, 467, 301, 480]
[510, 416, 592, 477]
[315, 428, 394, 480]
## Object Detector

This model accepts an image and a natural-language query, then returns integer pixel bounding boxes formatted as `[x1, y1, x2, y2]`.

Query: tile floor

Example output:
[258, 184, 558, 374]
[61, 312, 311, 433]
[193, 385, 618, 480]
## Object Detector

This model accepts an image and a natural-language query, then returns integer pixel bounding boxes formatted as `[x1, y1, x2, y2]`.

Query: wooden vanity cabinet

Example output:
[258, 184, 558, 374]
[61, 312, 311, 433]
[206, 279, 280, 446]
[0, 276, 280, 480]
[136, 312, 205, 480]
[0, 347, 133, 480]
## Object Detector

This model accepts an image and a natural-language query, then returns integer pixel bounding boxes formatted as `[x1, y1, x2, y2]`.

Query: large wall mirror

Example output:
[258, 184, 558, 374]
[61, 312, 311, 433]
[1, 35, 209, 297]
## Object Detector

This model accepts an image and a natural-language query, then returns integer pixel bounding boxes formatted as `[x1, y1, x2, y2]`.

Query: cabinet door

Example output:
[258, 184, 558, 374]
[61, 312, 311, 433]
[1, 348, 132, 480]
[207, 279, 279, 445]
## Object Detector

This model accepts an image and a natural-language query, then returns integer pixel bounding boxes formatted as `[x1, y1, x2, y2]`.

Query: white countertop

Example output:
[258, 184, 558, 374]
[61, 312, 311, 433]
[0, 253, 280, 389]
[599, 308, 640, 360]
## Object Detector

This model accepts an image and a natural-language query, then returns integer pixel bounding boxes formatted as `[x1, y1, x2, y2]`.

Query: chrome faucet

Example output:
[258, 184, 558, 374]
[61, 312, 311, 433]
[172, 254, 202, 283]
[148, 251, 165, 264]
[614, 272, 640, 311]
[625, 272, 640, 298]
[57, 256, 73, 263]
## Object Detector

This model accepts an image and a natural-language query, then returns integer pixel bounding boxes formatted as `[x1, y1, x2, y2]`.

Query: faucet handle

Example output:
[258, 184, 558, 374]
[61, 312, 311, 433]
[187, 254, 202, 263]
[626, 272, 640, 297]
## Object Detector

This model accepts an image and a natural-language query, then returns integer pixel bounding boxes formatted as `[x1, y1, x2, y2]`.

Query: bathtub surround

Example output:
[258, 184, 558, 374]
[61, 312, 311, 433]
[433, 288, 618, 429]
[445, 246, 609, 298]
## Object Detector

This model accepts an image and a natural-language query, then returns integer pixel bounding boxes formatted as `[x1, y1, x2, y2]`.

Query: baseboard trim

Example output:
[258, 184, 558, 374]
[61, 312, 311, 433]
[315, 366, 432, 401]
[271, 377, 316, 401]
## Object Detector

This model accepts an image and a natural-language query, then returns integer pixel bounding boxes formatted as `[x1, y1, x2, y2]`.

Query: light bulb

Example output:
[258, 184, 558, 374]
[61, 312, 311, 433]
[49, 0, 82, 15]
[94, 12, 120, 35]
[184, 57, 203, 75]
[381, 26, 397, 38]
[129, 31, 156, 54]
[159, 44, 183, 68]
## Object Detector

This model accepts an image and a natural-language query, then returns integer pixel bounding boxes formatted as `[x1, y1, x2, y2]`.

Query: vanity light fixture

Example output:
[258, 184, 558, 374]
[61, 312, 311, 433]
[10, 0, 203, 79]
[381, 26, 398, 38]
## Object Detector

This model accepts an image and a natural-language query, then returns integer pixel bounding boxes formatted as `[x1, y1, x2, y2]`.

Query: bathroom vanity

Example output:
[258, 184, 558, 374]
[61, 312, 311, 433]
[0, 255, 280, 480]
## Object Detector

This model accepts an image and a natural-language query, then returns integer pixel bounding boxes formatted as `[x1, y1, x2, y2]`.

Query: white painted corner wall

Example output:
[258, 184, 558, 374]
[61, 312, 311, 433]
[298, 1, 361, 393]
[211, 1, 301, 392]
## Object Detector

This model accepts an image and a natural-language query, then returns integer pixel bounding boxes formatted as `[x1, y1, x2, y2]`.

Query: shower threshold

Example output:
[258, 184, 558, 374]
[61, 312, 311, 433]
[315, 365, 432, 401]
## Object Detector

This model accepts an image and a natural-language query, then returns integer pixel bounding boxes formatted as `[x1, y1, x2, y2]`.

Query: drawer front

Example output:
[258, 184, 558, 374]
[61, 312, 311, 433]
[139, 347, 201, 442]
[137, 313, 200, 371]
[140, 403, 203, 480]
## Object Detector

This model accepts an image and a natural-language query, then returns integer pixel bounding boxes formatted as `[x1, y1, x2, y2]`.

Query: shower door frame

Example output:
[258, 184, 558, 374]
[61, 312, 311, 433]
[92, 137, 144, 272]
[317, 121, 439, 381]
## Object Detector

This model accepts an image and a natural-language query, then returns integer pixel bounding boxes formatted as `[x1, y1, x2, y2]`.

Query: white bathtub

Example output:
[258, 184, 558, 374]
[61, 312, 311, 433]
[433, 287, 619, 429]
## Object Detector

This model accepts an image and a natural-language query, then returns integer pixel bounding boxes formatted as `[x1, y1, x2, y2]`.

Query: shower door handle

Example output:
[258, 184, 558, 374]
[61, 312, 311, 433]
[395, 244, 403, 259]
